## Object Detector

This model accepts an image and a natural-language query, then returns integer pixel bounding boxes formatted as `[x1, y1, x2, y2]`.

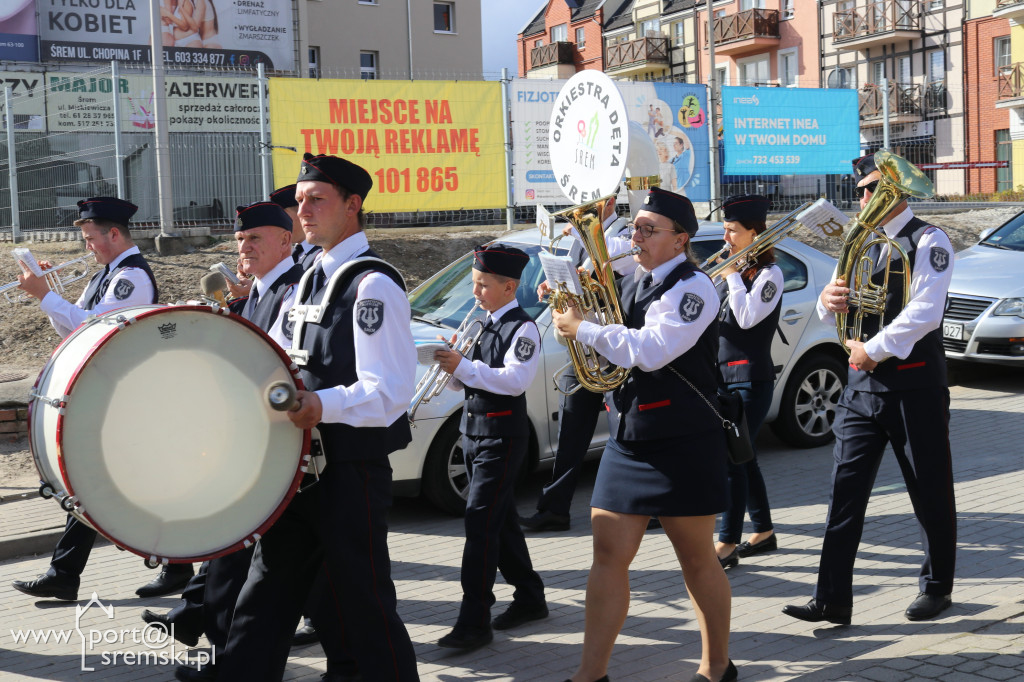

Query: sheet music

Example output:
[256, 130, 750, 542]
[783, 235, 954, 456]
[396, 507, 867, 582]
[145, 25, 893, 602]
[12, 248, 42, 277]
[797, 198, 848, 240]
[539, 251, 583, 296]
[415, 342, 449, 366]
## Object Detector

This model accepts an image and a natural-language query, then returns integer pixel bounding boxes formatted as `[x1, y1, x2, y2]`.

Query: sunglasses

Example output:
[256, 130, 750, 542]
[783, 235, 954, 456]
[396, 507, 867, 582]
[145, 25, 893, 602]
[628, 223, 677, 239]
[854, 180, 879, 199]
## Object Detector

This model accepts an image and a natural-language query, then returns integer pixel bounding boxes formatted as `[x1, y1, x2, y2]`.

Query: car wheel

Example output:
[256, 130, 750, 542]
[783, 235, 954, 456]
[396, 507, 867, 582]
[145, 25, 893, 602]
[422, 416, 469, 516]
[771, 353, 846, 448]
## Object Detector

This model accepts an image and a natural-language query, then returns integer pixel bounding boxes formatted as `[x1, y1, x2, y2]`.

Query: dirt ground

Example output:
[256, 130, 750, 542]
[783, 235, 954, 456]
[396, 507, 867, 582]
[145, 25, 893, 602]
[0, 206, 1018, 495]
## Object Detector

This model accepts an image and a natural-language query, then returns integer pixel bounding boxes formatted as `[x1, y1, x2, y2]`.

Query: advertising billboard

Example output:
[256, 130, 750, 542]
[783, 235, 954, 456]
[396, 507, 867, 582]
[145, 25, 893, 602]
[37, 0, 296, 72]
[721, 86, 860, 175]
[269, 78, 506, 213]
[511, 79, 710, 205]
[0, 72, 46, 130]
[0, 0, 40, 61]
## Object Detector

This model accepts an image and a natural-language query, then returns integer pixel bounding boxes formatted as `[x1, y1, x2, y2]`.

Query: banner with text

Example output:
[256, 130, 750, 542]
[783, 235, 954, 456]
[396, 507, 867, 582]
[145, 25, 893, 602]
[44, 71, 264, 132]
[511, 79, 710, 204]
[0, 71, 46, 130]
[721, 87, 859, 175]
[0, 0, 39, 61]
[36, 0, 295, 72]
[269, 78, 506, 212]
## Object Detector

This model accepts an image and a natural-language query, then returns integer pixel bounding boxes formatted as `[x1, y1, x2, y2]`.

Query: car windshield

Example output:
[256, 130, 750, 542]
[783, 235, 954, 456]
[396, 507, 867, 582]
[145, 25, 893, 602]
[980, 212, 1024, 251]
[409, 243, 562, 328]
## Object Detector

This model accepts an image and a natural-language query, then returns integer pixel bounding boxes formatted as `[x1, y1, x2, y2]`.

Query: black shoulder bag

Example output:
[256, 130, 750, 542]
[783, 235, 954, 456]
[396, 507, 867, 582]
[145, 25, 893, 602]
[665, 366, 754, 465]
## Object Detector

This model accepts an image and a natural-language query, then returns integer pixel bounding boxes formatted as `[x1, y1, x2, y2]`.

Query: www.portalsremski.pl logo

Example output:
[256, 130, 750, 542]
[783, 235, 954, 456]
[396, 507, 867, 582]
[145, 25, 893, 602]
[8, 592, 215, 673]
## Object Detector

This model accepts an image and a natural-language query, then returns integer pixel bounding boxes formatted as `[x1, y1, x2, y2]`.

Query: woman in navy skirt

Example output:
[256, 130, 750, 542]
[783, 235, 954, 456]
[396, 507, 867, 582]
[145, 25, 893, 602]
[553, 188, 735, 682]
[714, 195, 782, 570]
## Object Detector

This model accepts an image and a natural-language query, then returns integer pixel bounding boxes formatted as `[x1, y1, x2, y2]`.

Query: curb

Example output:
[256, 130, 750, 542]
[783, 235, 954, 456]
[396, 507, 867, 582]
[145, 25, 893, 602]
[0, 527, 64, 562]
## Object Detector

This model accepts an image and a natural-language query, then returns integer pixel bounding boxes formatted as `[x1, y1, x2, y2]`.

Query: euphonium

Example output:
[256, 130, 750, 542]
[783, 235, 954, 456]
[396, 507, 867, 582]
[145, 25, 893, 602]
[408, 303, 487, 426]
[702, 201, 814, 281]
[834, 150, 934, 353]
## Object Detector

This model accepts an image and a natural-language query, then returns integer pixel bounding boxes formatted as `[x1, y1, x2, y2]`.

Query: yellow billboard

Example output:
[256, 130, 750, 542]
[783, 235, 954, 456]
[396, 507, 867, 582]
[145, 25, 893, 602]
[270, 78, 505, 213]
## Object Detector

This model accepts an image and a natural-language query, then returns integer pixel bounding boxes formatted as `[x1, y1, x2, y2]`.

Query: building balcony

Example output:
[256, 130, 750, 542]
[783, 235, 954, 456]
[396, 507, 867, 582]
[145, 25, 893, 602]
[706, 9, 780, 57]
[605, 36, 670, 77]
[833, 2, 920, 51]
[530, 42, 577, 70]
[996, 63, 1024, 108]
[993, 0, 1024, 21]
[858, 82, 923, 126]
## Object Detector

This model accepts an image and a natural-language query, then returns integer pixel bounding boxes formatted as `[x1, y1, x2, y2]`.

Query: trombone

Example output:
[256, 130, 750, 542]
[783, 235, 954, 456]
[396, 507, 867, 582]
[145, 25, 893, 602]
[702, 202, 813, 282]
[1, 254, 94, 303]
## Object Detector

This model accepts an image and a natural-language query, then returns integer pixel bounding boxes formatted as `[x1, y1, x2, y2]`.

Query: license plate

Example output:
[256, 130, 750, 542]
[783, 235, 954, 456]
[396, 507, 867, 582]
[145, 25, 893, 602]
[942, 321, 964, 341]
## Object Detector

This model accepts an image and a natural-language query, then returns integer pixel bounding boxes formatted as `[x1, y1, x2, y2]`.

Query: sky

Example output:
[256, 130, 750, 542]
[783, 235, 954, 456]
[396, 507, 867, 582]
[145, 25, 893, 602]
[480, 2, 544, 77]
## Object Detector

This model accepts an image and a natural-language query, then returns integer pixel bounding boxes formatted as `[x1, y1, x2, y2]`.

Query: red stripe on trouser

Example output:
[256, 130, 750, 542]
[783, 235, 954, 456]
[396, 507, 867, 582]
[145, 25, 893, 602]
[480, 440, 513, 629]
[486, 410, 512, 417]
[358, 460, 403, 680]
[322, 565, 350, 659]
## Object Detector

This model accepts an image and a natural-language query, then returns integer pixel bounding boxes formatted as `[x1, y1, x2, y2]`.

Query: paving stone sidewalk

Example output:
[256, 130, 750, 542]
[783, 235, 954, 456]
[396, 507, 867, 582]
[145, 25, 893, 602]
[1, 369, 1021, 681]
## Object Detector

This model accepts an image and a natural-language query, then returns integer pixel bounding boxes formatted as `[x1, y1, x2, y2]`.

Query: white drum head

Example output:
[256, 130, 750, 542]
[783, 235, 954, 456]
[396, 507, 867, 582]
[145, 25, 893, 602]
[50, 306, 306, 562]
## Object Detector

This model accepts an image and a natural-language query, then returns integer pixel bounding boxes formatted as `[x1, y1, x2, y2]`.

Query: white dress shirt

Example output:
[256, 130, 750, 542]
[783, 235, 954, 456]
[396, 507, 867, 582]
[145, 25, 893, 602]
[723, 265, 784, 329]
[40, 246, 155, 338]
[815, 207, 954, 362]
[311, 232, 417, 428]
[577, 253, 719, 372]
[449, 299, 541, 397]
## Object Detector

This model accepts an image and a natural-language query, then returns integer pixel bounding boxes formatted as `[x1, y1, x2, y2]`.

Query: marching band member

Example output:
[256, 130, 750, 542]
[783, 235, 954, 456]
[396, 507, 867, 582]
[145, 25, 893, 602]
[204, 154, 419, 681]
[783, 155, 957, 625]
[553, 188, 736, 682]
[523, 194, 632, 532]
[713, 195, 783, 569]
[433, 244, 548, 650]
[271, 183, 323, 270]
[12, 197, 195, 602]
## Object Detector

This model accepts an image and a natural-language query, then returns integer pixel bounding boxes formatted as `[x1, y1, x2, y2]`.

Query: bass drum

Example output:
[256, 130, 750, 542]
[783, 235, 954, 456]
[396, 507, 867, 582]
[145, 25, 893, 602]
[29, 304, 309, 566]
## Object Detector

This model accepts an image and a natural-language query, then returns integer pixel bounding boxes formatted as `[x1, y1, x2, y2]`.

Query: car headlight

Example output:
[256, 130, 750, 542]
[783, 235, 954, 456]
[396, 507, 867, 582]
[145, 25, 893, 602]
[992, 298, 1024, 318]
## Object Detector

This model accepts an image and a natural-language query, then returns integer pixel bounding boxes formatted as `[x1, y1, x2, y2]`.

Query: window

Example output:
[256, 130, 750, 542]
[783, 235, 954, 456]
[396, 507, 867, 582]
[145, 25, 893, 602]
[672, 21, 684, 46]
[551, 23, 567, 43]
[740, 0, 765, 10]
[576, 27, 586, 47]
[781, 0, 794, 19]
[433, 2, 455, 33]
[996, 36, 1012, 75]
[928, 0, 943, 9]
[358, 0, 378, 4]
[827, 66, 854, 89]
[779, 48, 798, 86]
[360, 51, 378, 80]
[308, 46, 320, 79]
[996, 129, 1012, 192]
[535, 39, 544, 49]
[738, 56, 769, 85]
[716, 64, 729, 87]
[871, 60, 885, 85]
[928, 49, 945, 83]
[641, 19, 661, 37]
[837, 0, 854, 11]
[896, 56, 910, 85]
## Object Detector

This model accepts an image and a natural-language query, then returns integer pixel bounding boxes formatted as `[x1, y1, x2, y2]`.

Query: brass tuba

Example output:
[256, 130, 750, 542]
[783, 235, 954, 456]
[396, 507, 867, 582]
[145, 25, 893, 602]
[834, 150, 934, 353]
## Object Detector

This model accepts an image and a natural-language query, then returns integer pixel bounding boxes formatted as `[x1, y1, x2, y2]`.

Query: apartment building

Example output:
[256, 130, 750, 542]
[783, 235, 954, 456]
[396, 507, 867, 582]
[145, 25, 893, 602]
[517, 0, 621, 78]
[991, 0, 1024, 190]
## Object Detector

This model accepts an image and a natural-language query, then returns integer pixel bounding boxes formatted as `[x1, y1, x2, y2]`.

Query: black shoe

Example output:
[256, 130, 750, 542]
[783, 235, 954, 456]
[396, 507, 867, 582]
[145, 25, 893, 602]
[905, 592, 952, 621]
[141, 609, 199, 647]
[520, 510, 570, 532]
[437, 625, 493, 650]
[689, 660, 737, 682]
[292, 623, 319, 646]
[646, 517, 662, 531]
[12, 573, 79, 601]
[782, 598, 852, 625]
[737, 534, 778, 558]
[174, 663, 217, 682]
[322, 672, 362, 682]
[135, 566, 194, 598]
[718, 549, 739, 570]
[492, 601, 548, 630]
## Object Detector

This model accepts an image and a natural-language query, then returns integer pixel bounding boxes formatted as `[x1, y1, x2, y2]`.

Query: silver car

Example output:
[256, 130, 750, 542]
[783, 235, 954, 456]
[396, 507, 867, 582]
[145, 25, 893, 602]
[394, 225, 845, 514]
[942, 210, 1024, 365]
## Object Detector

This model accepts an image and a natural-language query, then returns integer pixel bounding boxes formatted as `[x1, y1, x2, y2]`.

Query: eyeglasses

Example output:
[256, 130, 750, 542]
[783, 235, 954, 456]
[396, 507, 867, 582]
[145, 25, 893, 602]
[854, 180, 879, 199]
[628, 223, 677, 239]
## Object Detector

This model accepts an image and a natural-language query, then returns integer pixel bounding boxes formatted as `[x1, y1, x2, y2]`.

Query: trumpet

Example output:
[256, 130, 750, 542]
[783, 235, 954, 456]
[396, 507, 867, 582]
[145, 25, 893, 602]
[1, 254, 94, 304]
[408, 303, 487, 426]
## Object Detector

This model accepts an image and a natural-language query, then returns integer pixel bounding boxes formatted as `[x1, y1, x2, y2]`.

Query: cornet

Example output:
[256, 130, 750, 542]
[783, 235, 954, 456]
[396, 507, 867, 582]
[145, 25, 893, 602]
[408, 303, 487, 425]
[2, 254, 94, 304]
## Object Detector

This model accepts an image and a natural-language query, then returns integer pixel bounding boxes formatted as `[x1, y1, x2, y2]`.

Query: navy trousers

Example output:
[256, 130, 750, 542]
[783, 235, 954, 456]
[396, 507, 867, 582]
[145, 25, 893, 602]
[814, 387, 957, 606]
[458, 433, 545, 630]
[718, 380, 775, 544]
[49, 515, 192, 580]
[217, 458, 418, 681]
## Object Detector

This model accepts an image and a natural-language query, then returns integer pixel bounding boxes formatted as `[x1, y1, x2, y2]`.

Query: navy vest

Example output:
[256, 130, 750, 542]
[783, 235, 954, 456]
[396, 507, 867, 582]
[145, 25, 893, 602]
[242, 263, 303, 332]
[847, 217, 947, 392]
[80, 252, 159, 310]
[607, 261, 720, 442]
[296, 244, 322, 271]
[717, 264, 782, 383]
[460, 306, 535, 438]
[296, 249, 412, 459]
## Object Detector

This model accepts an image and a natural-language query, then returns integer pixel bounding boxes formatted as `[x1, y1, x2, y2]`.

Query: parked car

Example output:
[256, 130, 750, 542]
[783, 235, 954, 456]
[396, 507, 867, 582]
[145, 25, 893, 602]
[394, 224, 845, 514]
[942, 210, 1024, 365]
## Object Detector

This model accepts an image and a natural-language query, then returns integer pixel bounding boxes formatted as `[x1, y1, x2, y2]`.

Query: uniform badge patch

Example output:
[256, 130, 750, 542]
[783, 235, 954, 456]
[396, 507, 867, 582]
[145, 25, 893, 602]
[514, 336, 536, 362]
[761, 281, 778, 303]
[356, 299, 384, 334]
[679, 293, 705, 322]
[113, 279, 135, 301]
[283, 318, 295, 341]
[929, 246, 950, 272]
